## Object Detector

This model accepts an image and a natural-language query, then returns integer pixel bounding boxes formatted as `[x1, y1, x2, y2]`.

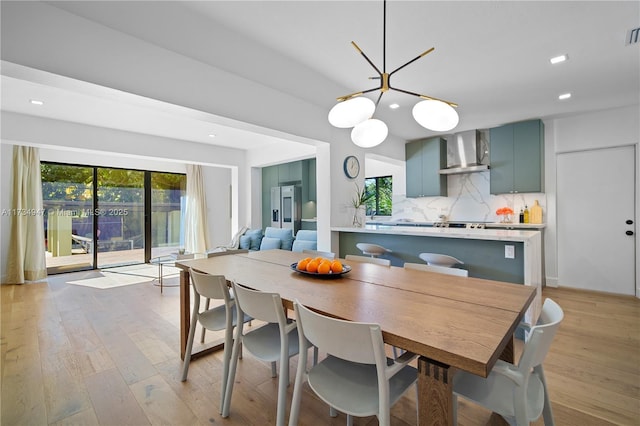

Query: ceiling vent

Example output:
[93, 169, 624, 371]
[627, 27, 640, 45]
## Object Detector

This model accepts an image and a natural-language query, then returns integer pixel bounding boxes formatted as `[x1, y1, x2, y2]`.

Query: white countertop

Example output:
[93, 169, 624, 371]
[367, 220, 545, 229]
[332, 224, 541, 243]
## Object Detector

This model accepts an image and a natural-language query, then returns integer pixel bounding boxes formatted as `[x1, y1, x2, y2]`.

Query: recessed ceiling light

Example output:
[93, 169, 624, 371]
[208, 134, 216, 138]
[29, 99, 44, 105]
[550, 54, 568, 64]
[389, 103, 400, 109]
[558, 93, 571, 100]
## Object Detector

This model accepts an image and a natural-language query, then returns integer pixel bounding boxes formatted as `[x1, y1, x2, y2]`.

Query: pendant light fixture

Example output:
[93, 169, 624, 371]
[328, 0, 459, 147]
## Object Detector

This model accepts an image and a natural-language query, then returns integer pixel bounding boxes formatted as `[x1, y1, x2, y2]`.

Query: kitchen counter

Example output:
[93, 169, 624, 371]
[332, 224, 542, 324]
[366, 220, 545, 229]
[336, 224, 541, 242]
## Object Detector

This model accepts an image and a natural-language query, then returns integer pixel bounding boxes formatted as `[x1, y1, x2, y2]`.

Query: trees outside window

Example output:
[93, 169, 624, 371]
[364, 176, 392, 216]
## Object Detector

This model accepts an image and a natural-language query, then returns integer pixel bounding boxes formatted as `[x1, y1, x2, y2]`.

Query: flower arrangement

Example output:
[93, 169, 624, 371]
[351, 183, 373, 227]
[496, 207, 514, 223]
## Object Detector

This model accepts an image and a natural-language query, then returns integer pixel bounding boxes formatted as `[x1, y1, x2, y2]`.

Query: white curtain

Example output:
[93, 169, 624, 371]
[6, 146, 47, 283]
[183, 164, 211, 254]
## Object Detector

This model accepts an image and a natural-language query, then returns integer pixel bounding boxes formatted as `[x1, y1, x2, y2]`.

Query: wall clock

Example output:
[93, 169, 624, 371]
[343, 155, 360, 179]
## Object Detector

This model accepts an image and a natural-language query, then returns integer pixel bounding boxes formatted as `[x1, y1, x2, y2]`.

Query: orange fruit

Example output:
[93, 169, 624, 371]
[306, 260, 319, 273]
[330, 260, 343, 274]
[297, 259, 309, 271]
[315, 257, 325, 264]
[317, 262, 331, 274]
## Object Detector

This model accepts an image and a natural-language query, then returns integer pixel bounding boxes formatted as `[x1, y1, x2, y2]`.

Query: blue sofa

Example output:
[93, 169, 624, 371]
[291, 230, 317, 252]
[239, 227, 315, 252]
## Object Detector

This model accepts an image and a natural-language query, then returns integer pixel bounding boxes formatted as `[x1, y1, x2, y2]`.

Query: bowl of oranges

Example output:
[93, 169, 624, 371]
[290, 257, 351, 278]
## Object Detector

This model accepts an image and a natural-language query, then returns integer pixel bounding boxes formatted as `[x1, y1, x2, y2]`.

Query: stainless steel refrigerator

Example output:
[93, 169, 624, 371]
[270, 185, 301, 233]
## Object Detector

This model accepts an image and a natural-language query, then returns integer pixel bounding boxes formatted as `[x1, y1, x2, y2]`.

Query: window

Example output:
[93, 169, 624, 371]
[364, 176, 392, 216]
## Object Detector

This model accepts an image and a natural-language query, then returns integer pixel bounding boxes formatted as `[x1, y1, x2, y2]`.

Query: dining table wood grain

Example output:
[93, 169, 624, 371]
[176, 249, 536, 426]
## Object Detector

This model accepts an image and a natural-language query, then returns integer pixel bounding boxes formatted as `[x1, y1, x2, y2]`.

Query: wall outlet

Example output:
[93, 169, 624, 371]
[505, 245, 515, 259]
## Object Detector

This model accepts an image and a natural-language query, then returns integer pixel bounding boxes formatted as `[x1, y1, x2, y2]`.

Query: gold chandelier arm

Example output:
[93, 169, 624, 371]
[336, 87, 381, 102]
[391, 87, 458, 107]
[351, 41, 383, 76]
[389, 47, 435, 77]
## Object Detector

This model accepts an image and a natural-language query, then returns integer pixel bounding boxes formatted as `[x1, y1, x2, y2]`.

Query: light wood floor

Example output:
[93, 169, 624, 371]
[1, 271, 638, 425]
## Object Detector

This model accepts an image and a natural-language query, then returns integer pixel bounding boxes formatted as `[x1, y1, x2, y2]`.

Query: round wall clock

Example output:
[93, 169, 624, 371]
[343, 155, 360, 179]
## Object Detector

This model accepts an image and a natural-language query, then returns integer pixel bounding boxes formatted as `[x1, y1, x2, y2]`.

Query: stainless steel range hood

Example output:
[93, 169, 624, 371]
[439, 130, 490, 175]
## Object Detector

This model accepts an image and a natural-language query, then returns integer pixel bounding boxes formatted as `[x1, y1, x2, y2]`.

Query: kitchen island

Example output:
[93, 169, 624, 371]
[331, 224, 542, 323]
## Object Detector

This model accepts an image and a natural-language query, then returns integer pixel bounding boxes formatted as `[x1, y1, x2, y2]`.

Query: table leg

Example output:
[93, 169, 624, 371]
[418, 357, 456, 426]
[499, 337, 515, 363]
[180, 269, 191, 360]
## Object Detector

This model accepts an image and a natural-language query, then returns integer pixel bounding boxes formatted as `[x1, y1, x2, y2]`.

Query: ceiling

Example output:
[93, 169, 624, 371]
[2, 1, 639, 150]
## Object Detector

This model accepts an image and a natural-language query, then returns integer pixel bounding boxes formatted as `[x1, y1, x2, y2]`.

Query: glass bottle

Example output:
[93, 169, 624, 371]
[523, 205, 530, 223]
[519, 208, 524, 223]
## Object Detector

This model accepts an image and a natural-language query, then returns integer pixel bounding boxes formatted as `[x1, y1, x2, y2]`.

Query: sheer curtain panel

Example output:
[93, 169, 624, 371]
[6, 146, 47, 283]
[183, 164, 211, 254]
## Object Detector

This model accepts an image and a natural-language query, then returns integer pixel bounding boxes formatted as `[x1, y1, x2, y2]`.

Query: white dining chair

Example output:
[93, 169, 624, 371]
[418, 252, 464, 267]
[404, 262, 469, 277]
[223, 281, 304, 426]
[356, 242, 392, 258]
[199, 249, 249, 343]
[289, 299, 418, 426]
[181, 269, 251, 414]
[453, 298, 564, 426]
[302, 249, 336, 259]
[345, 254, 391, 267]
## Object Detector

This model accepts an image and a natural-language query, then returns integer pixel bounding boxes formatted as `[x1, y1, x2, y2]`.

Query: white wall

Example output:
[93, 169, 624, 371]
[0, 144, 13, 283]
[544, 104, 640, 290]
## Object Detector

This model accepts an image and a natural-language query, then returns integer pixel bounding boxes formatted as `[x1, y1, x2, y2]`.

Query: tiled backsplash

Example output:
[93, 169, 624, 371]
[392, 171, 546, 223]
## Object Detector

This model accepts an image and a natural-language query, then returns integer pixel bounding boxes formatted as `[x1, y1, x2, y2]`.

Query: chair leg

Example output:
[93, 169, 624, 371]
[222, 331, 243, 418]
[535, 365, 555, 426]
[276, 344, 289, 426]
[219, 323, 234, 414]
[288, 343, 308, 426]
[271, 361, 277, 378]
[200, 298, 211, 343]
[181, 311, 199, 381]
[329, 407, 337, 418]
[346, 414, 353, 426]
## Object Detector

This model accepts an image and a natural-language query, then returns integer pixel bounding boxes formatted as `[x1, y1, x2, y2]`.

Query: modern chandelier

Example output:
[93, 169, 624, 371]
[328, 0, 459, 148]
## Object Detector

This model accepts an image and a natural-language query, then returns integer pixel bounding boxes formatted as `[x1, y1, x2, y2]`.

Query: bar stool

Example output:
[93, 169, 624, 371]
[356, 243, 392, 258]
[418, 253, 464, 267]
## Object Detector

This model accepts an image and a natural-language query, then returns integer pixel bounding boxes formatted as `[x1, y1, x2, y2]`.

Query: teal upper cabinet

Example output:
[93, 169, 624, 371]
[490, 119, 544, 194]
[278, 161, 302, 184]
[300, 159, 316, 203]
[405, 137, 447, 197]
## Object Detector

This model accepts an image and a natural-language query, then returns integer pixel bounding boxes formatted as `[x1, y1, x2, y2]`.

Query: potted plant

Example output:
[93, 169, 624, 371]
[351, 182, 373, 227]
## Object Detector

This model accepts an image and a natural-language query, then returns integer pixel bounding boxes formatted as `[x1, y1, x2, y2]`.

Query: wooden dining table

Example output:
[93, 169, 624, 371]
[176, 249, 536, 426]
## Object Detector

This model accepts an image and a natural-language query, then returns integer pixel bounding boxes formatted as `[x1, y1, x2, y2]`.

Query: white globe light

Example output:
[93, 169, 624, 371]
[328, 97, 375, 128]
[412, 100, 459, 132]
[351, 119, 388, 148]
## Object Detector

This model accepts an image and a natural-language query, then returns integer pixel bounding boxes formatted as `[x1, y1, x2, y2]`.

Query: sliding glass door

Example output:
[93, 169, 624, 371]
[41, 164, 95, 273]
[41, 162, 186, 273]
[151, 172, 186, 258]
[96, 168, 145, 268]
